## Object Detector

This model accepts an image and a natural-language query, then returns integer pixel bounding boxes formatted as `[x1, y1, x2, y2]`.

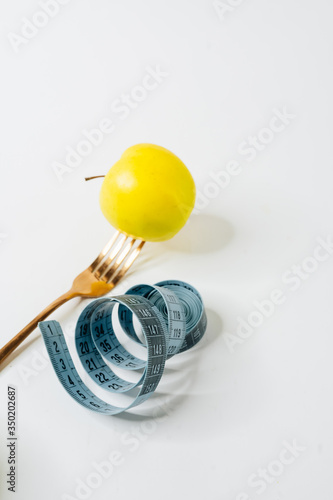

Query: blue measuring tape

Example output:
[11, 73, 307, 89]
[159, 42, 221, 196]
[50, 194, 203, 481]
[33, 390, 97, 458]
[39, 280, 207, 415]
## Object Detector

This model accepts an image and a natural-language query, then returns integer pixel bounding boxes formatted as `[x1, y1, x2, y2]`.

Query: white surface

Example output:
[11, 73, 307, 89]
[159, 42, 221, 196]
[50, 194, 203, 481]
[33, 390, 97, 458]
[1, 0, 333, 499]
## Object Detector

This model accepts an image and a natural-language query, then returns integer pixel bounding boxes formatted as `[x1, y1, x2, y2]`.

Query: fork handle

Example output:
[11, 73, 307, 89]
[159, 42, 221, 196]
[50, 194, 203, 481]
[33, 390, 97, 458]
[0, 291, 75, 366]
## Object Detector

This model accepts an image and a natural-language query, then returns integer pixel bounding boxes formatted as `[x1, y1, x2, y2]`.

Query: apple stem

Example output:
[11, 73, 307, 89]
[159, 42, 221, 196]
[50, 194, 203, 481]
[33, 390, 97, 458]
[85, 175, 106, 181]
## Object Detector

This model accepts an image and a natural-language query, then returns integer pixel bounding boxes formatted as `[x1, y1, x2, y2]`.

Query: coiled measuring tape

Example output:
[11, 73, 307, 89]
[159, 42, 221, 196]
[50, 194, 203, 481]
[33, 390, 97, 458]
[39, 280, 207, 415]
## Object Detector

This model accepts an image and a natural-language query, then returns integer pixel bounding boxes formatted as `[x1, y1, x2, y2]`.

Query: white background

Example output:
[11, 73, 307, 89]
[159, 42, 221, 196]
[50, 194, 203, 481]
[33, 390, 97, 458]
[1, 0, 333, 499]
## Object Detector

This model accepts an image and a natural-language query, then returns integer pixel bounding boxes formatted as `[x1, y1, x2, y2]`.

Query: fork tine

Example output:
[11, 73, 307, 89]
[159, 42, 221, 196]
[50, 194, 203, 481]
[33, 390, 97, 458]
[94, 235, 129, 279]
[89, 231, 122, 272]
[106, 240, 145, 285]
[92, 234, 128, 278]
[100, 238, 136, 282]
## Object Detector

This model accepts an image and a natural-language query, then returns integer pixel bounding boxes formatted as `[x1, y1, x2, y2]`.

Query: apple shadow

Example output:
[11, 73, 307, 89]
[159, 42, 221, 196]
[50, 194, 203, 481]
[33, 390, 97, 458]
[130, 213, 234, 274]
[163, 213, 234, 254]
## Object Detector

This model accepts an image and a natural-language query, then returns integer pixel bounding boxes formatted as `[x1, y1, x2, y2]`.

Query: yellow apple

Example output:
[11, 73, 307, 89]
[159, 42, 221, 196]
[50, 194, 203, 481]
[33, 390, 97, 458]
[99, 144, 196, 242]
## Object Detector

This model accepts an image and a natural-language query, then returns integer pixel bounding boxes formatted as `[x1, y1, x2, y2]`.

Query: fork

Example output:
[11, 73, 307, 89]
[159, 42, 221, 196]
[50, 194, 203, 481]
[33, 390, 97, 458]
[0, 231, 145, 365]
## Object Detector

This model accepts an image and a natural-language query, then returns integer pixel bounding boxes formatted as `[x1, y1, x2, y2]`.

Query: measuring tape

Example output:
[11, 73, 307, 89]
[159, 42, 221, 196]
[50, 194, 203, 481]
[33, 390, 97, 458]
[39, 280, 207, 415]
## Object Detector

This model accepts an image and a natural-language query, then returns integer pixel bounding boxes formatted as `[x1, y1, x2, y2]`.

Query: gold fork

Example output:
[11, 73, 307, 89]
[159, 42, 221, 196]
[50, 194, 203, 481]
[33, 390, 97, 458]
[0, 231, 145, 365]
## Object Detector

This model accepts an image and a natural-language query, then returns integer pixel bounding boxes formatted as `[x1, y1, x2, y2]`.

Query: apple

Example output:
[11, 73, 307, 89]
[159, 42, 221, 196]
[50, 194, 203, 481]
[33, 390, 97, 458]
[99, 144, 196, 242]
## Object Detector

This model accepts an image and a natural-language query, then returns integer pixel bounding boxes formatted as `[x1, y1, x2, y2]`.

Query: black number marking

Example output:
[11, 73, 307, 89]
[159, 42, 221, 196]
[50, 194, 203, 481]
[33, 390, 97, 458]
[173, 310, 181, 320]
[76, 390, 86, 399]
[108, 383, 121, 390]
[110, 354, 124, 364]
[85, 358, 97, 371]
[79, 341, 89, 354]
[95, 310, 104, 321]
[84, 310, 93, 320]
[94, 324, 105, 338]
[80, 324, 88, 336]
[95, 372, 110, 384]
[99, 340, 111, 353]
[89, 401, 101, 408]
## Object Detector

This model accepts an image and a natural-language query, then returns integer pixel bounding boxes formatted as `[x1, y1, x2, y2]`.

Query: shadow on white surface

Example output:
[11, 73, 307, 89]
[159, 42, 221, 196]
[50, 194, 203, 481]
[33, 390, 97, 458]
[198, 308, 223, 348]
[163, 214, 234, 254]
[111, 307, 223, 422]
[133, 214, 234, 274]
